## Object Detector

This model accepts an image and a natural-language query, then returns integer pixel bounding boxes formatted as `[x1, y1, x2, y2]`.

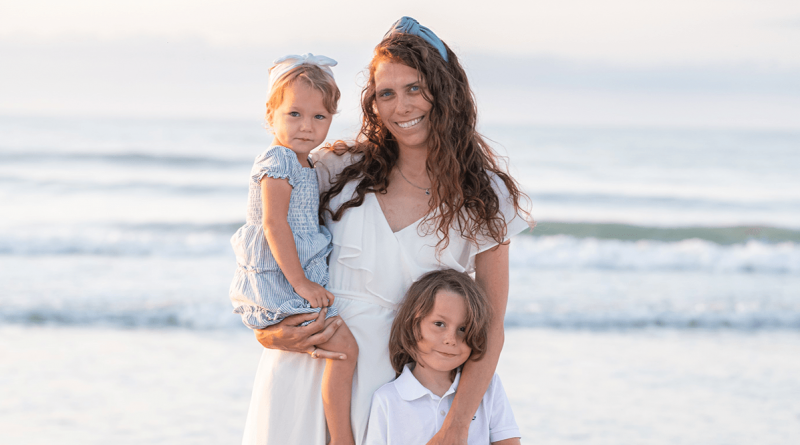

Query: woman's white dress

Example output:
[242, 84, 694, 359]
[241, 149, 530, 445]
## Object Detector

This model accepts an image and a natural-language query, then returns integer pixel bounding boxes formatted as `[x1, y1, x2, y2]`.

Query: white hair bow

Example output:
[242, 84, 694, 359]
[268, 53, 338, 93]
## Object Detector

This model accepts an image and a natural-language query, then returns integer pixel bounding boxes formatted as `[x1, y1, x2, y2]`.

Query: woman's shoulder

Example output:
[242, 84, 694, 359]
[485, 170, 533, 225]
[463, 170, 533, 263]
[485, 171, 514, 199]
[311, 143, 362, 171]
[311, 144, 364, 193]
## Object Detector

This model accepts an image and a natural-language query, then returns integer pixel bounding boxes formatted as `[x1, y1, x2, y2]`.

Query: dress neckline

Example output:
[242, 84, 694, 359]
[269, 145, 315, 169]
[370, 193, 427, 235]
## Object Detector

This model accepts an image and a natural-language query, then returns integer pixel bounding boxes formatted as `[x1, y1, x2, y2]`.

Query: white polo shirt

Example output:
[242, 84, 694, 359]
[364, 364, 521, 444]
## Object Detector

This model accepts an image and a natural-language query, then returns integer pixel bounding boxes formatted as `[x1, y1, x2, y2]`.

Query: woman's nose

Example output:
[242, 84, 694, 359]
[397, 92, 412, 114]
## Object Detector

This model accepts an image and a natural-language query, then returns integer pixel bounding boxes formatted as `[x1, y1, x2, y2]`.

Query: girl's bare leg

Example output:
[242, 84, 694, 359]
[317, 316, 358, 445]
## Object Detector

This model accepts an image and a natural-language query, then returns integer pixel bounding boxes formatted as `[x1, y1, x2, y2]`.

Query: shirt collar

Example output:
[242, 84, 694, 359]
[394, 364, 461, 401]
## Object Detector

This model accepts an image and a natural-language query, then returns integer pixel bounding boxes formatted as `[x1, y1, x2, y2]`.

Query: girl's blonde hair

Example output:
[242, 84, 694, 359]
[265, 64, 340, 124]
[389, 269, 492, 377]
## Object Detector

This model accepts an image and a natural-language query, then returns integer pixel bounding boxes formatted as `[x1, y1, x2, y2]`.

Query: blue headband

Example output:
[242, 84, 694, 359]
[384, 16, 449, 62]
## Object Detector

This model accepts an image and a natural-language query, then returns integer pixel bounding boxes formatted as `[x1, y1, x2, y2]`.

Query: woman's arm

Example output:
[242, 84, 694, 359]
[426, 241, 511, 445]
[493, 439, 521, 445]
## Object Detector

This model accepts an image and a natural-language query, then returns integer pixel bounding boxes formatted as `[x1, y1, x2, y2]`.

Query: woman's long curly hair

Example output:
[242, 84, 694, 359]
[320, 33, 530, 249]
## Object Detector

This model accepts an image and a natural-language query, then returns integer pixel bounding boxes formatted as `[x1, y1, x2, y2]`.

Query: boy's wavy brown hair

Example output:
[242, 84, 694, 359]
[389, 269, 492, 378]
[320, 33, 531, 250]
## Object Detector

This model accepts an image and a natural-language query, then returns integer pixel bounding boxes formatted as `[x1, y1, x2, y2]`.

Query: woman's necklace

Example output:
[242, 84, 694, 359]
[397, 166, 431, 195]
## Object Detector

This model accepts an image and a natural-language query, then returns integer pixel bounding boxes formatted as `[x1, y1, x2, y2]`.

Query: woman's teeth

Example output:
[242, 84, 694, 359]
[397, 116, 423, 129]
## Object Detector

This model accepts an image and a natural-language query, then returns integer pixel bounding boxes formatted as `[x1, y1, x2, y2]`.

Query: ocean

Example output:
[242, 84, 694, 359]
[1, 115, 798, 444]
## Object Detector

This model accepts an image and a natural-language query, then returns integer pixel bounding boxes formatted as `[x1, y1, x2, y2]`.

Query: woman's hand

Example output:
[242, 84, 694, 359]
[294, 279, 336, 308]
[254, 308, 346, 360]
[425, 424, 469, 445]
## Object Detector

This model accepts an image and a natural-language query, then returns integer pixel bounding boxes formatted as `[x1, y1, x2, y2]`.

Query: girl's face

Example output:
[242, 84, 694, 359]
[268, 81, 332, 156]
[414, 289, 472, 375]
[373, 61, 433, 153]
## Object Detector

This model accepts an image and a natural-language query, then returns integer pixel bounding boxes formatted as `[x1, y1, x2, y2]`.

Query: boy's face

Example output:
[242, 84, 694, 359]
[268, 81, 332, 156]
[414, 289, 472, 375]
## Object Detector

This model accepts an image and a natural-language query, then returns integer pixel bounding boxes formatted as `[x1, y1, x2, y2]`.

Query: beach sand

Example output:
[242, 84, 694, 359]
[1, 326, 798, 444]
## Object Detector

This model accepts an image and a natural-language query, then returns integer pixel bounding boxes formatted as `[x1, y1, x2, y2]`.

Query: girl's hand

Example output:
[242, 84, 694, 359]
[253, 309, 346, 360]
[294, 279, 336, 308]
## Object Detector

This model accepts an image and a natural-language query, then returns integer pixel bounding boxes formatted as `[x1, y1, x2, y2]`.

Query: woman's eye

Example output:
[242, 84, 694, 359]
[433, 321, 444, 327]
[289, 111, 300, 117]
[410, 85, 420, 92]
[378, 91, 393, 98]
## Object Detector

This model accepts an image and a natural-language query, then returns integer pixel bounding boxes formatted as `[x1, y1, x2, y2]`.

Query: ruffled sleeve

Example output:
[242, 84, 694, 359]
[476, 173, 533, 253]
[251, 145, 302, 188]
[457, 174, 532, 272]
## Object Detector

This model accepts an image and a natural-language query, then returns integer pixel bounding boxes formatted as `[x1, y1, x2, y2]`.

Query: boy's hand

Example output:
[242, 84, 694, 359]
[294, 280, 336, 308]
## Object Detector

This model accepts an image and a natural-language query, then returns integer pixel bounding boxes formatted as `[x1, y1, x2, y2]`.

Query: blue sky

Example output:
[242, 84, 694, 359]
[2, 0, 799, 128]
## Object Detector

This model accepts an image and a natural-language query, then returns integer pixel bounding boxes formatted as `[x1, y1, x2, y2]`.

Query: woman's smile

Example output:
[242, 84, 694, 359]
[397, 115, 424, 129]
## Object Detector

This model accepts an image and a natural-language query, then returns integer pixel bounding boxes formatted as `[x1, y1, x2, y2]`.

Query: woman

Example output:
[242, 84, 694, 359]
[243, 17, 531, 445]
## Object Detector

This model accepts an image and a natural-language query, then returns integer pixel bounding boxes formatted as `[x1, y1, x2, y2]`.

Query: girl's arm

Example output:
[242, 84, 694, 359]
[426, 241, 511, 445]
[250, 165, 345, 361]
[261, 177, 336, 308]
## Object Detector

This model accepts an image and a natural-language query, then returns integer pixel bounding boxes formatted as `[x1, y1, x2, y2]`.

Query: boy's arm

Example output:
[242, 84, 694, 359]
[261, 177, 335, 308]
[427, 241, 510, 445]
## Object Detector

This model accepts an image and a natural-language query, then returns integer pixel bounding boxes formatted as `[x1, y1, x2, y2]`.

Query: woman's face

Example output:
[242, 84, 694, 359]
[373, 61, 433, 153]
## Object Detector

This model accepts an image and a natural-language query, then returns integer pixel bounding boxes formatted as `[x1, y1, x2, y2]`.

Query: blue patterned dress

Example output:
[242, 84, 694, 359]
[229, 145, 335, 328]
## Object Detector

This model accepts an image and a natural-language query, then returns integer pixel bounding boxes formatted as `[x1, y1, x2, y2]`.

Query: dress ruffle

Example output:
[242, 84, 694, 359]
[231, 267, 336, 329]
[325, 182, 411, 308]
[322, 167, 533, 309]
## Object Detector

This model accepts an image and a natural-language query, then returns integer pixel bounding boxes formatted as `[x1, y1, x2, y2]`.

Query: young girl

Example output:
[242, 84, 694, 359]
[364, 270, 522, 445]
[229, 53, 358, 445]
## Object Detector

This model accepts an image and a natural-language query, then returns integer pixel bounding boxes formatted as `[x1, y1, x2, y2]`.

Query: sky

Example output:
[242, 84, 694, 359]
[2, 0, 799, 128]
